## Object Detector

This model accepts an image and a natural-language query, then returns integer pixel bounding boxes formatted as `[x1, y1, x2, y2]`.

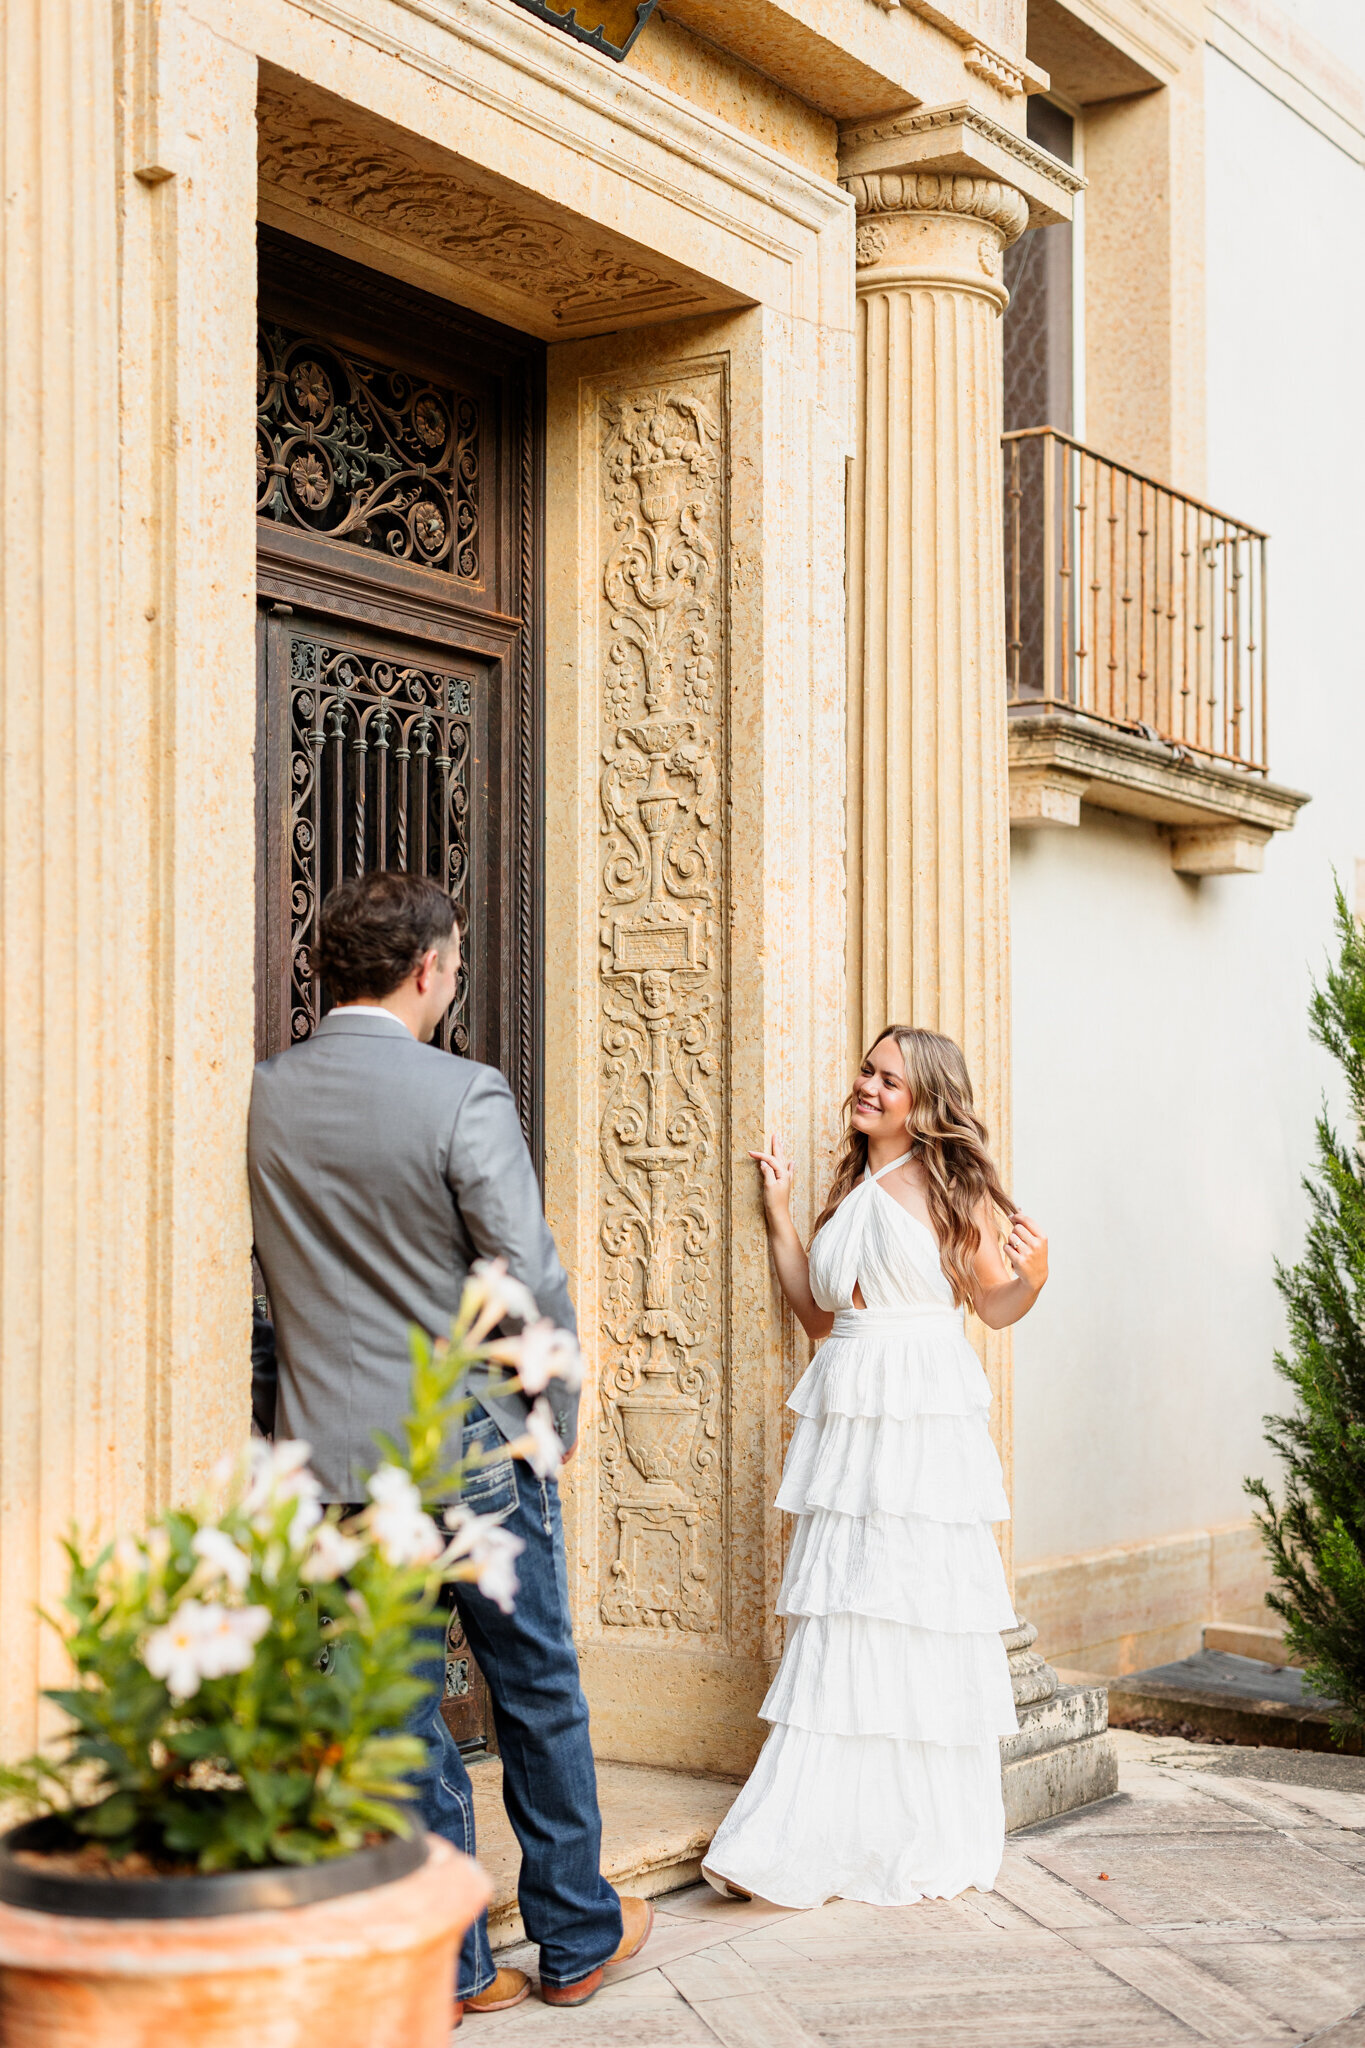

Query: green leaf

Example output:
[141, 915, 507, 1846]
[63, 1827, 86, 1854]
[76, 1792, 138, 1839]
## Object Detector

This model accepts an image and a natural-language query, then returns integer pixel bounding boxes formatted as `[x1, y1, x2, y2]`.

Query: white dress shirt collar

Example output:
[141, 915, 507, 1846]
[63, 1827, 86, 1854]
[328, 1004, 411, 1032]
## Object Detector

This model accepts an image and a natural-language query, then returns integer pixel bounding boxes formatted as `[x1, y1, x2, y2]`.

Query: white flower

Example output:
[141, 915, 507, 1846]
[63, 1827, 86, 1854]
[239, 1440, 322, 1540]
[443, 1506, 524, 1615]
[469, 1257, 540, 1328]
[495, 1319, 583, 1396]
[367, 1465, 422, 1512]
[287, 1494, 323, 1552]
[364, 1464, 444, 1568]
[511, 1398, 564, 1480]
[197, 1604, 270, 1678]
[191, 1527, 251, 1595]
[301, 1520, 366, 1585]
[142, 1600, 270, 1701]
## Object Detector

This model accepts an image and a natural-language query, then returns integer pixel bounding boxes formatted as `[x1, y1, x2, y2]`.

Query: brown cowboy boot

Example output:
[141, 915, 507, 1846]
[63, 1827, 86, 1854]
[465, 1968, 531, 2014]
[539, 1897, 654, 2007]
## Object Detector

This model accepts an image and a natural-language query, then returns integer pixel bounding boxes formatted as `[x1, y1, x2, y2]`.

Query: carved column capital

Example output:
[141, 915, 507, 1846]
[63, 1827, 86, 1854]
[842, 171, 1029, 299]
[843, 170, 1030, 241]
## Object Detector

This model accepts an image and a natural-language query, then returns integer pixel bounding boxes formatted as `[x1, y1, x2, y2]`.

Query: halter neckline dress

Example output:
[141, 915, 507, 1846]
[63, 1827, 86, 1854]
[702, 1153, 1018, 1908]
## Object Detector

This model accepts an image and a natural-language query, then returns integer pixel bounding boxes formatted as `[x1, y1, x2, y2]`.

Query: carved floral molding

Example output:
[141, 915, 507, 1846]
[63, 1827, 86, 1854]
[596, 369, 728, 1633]
[843, 170, 1031, 245]
[257, 81, 705, 331]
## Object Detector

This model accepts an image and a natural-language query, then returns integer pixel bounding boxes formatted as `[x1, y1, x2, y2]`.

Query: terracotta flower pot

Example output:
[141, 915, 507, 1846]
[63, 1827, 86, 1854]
[0, 1832, 489, 2048]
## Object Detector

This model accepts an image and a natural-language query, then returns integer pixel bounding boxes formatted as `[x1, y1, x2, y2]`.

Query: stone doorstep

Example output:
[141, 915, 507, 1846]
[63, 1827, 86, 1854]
[475, 1697, 1119, 1948]
[471, 1757, 740, 1950]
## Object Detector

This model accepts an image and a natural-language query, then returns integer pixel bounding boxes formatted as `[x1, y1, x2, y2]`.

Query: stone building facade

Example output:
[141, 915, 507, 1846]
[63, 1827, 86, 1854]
[3, 0, 1354, 1821]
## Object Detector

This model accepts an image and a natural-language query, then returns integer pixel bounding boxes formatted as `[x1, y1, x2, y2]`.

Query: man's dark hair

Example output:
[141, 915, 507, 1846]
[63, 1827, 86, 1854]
[316, 871, 464, 1005]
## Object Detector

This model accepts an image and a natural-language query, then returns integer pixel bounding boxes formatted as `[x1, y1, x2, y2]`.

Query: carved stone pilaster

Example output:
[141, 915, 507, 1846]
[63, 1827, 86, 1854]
[595, 370, 727, 1633]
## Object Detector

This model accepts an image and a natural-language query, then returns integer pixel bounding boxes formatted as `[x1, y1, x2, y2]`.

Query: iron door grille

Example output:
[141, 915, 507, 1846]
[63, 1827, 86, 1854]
[258, 611, 481, 1059]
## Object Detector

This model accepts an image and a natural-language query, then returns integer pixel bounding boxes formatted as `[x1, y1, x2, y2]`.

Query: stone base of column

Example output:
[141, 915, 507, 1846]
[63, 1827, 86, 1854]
[1001, 1618, 1118, 1831]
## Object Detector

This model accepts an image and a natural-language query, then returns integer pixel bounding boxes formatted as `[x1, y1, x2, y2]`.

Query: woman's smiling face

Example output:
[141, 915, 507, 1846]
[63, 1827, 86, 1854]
[849, 1037, 911, 1145]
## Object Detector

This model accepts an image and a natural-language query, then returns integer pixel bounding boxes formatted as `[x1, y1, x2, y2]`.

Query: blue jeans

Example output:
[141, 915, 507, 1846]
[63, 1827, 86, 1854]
[404, 1408, 623, 1998]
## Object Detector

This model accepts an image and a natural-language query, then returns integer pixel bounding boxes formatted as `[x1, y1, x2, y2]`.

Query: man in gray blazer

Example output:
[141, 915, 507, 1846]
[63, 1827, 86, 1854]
[248, 870, 652, 2021]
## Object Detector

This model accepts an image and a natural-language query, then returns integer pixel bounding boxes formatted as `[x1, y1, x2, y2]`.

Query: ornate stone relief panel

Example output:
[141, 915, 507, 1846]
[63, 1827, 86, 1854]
[257, 77, 722, 341]
[596, 366, 728, 1633]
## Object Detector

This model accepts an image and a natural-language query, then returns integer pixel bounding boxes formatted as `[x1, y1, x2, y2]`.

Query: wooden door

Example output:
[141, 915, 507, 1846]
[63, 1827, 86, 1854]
[255, 229, 544, 1753]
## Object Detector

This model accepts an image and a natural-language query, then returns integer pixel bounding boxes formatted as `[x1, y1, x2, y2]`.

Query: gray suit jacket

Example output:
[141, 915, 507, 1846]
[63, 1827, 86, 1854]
[247, 1012, 578, 1501]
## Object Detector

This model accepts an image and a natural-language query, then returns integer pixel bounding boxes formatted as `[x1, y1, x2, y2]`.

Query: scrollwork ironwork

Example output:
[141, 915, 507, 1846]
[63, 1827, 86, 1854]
[287, 637, 472, 1053]
[257, 323, 479, 577]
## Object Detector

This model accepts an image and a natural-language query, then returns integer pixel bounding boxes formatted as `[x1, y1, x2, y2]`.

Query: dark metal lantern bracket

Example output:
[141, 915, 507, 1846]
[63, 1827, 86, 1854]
[507, 0, 659, 60]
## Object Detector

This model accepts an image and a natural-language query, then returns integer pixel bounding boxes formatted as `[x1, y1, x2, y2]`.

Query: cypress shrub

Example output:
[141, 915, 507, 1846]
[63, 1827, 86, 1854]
[1247, 883, 1365, 1734]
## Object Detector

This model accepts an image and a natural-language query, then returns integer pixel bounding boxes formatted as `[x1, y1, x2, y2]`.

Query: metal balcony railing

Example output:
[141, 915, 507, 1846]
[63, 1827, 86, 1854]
[1003, 427, 1268, 773]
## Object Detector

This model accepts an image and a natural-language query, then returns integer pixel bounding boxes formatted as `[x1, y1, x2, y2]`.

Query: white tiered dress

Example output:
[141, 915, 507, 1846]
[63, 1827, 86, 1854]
[703, 1153, 1018, 1908]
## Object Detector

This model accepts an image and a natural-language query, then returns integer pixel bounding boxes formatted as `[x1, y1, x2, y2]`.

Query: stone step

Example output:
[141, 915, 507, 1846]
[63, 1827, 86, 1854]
[1202, 1621, 1301, 1666]
[1103, 1648, 1360, 1754]
[470, 1757, 739, 1949]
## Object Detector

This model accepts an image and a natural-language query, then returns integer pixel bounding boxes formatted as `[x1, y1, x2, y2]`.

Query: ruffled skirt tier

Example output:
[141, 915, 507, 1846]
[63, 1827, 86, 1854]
[704, 1310, 1017, 1910]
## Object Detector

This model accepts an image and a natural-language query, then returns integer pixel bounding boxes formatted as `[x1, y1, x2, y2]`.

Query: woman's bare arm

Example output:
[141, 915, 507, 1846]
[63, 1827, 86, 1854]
[969, 1203, 1048, 1330]
[749, 1135, 835, 1343]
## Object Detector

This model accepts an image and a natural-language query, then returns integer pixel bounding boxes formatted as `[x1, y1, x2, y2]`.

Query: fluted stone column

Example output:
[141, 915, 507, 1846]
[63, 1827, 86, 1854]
[0, 2, 257, 1753]
[841, 137, 1116, 1825]
[844, 162, 1026, 1557]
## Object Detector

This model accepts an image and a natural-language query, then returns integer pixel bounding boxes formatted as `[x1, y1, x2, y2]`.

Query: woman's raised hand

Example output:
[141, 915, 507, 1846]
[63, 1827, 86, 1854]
[1005, 1213, 1049, 1293]
[749, 1133, 795, 1212]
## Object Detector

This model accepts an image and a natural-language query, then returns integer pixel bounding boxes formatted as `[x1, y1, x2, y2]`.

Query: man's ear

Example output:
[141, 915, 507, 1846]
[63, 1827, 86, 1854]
[414, 946, 438, 993]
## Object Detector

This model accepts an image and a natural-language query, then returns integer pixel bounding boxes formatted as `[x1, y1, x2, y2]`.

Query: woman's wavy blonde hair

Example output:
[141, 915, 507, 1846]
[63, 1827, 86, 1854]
[812, 1025, 1014, 1308]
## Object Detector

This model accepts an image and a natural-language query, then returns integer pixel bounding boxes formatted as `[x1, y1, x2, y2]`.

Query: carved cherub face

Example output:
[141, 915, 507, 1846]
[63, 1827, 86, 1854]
[640, 970, 673, 1014]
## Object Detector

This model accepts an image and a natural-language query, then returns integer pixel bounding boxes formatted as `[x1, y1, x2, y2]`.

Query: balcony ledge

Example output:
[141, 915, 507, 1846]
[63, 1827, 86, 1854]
[1008, 710, 1310, 875]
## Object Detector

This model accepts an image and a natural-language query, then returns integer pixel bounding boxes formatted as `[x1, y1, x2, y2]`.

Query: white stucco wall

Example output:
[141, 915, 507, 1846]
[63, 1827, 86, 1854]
[1011, 40, 1365, 1572]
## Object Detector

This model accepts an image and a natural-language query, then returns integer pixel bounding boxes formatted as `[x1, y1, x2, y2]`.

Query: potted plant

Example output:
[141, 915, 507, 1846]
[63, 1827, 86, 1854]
[0, 1264, 579, 2047]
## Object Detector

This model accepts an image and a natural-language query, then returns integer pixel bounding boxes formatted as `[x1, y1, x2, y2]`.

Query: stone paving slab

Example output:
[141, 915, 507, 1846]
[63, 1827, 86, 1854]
[467, 1731, 1365, 2047]
[473, 1756, 740, 1947]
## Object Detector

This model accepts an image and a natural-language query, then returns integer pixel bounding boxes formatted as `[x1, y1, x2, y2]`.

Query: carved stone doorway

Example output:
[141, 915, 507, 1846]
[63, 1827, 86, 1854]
[254, 228, 545, 1753]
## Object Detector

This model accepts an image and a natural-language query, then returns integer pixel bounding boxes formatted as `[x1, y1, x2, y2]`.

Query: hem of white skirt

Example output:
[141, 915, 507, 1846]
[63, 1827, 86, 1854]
[700, 1859, 999, 1913]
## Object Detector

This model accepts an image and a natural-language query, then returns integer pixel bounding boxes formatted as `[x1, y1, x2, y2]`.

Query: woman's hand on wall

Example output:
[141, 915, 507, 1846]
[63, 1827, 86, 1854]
[749, 1133, 832, 1342]
[749, 1132, 796, 1213]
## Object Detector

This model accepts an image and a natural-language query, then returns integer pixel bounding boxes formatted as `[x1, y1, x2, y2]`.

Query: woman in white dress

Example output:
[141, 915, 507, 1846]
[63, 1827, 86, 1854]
[703, 1025, 1049, 1910]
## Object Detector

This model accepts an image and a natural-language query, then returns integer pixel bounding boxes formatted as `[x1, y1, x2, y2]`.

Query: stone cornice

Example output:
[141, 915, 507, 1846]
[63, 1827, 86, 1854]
[871, 0, 1051, 100]
[404, 0, 853, 233]
[844, 102, 1085, 194]
[1059, 0, 1200, 83]
[242, 0, 854, 246]
[839, 101, 1082, 228]
[256, 75, 736, 337]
